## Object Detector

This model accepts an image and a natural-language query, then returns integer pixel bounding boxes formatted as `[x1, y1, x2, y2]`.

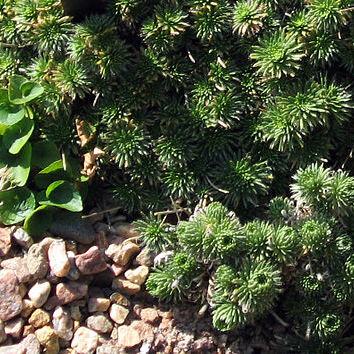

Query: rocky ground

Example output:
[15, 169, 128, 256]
[0, 210, 280, 354]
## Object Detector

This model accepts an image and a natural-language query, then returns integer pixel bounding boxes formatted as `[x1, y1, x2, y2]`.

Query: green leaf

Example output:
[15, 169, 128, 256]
[32, 140, 60, 169]
[34, 160, 70, 189]
[20, 82, 44, 103]
[3, 117, 34, 154]
[8, 75, 44, 104]
[0, 124, 7, 135]
[0, 140, 31, 186]
[8, 75, 27, 103]
[0, 88, 8, 102]
[0, 101, 25, 126]
[39, 180, 83, 212]
[24, 205, 54, 236]
[0, 187, 36, 225]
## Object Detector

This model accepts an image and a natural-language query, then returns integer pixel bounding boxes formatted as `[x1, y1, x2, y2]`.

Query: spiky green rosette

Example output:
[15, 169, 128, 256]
[145, 251, 202, 302]
[136, 212, 177, 253]
[212, 260, 282, 330]
[250, 29, 305, 78]
[178, 202, 244, 262]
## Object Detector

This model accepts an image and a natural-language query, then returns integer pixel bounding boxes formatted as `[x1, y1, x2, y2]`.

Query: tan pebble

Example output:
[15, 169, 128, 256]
[112, 277, 140, 295]
[124, 265, 149, 285]
[0, 227, 12, 257]
[4, 317, 24, 338]
[71, 327, 98, 354]
[109, 304, 129, 325]
[130, 320, 154, 341]
[28, 280, 51, 308]
[104, 244, 120, 262]
[35, 325, 59, 354]
[109, 292, 130, 307]
[110, 327, 118, 340]
[23, 324, 35, 336]
[29, 309, 50, 328]
[39, 237, 56, 253]
[21, 299, 35, 317]
[73, 321, 80, 332]
[114, 243, 140, 266]
[117, 325, 141, 348]
[109, 264, 126, 277]
[139, 308, 159, 324]
[88, 297, 111, 313]
[158, 310, 173, 319]
[86, 314, 113, 334]
[19, 283, 27, 298]
[48, 241, 70, 277]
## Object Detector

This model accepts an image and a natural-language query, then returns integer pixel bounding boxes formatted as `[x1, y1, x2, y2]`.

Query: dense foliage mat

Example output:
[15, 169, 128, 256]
[142, 164, 354, 352]
[1, 0, 354, 351]
[1, 0, 353, 216]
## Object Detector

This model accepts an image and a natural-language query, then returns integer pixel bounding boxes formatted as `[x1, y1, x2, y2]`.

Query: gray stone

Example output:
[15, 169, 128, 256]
[27, 244, 48, 279]
[12, 228, 33, 249]
[49, 210, 95, 244]
[52, 306, 73, 341]
[0, 319, 6, 344]
[86, 313, 113, 334]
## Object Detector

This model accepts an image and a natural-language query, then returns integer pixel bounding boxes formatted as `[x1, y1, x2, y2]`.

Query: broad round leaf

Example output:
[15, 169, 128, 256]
[8, 75, 44, 104]
[32, 140, 60, 169]
[0, 187, 36, 225]
[19, 82, 44, 103]
[3, 117, 34, 154]
[0, 101, 25, 126]
[24, 205, 54, 236]
[0, 140, 31, 186]
[39, 180, 83, 212]
[34, 160, 70, 189]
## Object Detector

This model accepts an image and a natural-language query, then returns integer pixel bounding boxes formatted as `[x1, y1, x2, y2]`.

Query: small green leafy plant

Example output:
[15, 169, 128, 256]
[0, 75, 85, 236]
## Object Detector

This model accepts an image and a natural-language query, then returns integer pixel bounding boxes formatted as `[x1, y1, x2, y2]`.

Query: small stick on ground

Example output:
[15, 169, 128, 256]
[154, 208, 191, 217]
[82, 206, 121, 219]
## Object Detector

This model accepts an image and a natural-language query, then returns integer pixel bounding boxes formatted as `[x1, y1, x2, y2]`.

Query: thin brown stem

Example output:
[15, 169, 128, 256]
[82, 206, 121, 219]
[270, 310, 290, 328]
[154, 208, 191, 216]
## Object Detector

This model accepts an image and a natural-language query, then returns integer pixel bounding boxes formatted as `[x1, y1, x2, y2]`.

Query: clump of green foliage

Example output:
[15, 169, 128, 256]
[143, 164, 354, 351]
[0, 75, 86, 235]
[1, 0, 353, 217]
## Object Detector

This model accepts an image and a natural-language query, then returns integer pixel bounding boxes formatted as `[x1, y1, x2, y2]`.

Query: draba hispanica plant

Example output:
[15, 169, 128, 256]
[0, 0, 353, 217]
[143, 163, 354, 352]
